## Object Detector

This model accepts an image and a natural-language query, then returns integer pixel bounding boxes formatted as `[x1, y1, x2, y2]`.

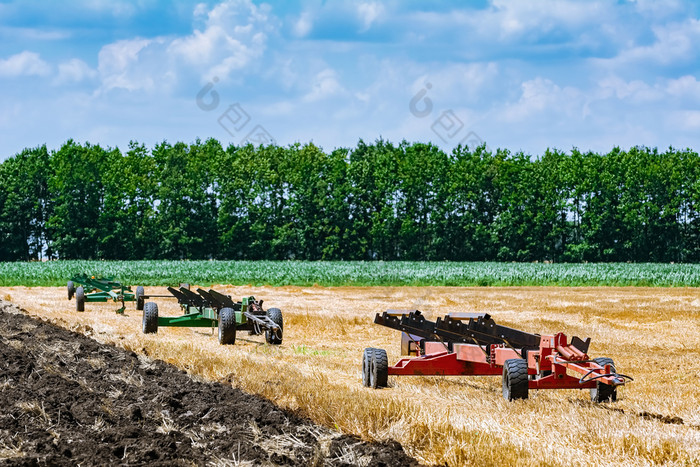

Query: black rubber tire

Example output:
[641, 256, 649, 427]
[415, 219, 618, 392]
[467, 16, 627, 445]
[370, 348, 389, 389]
[135, 286, 145, 311]
[362, 348, 375, 387]
[142, 302, 158, 334]
[502, 358, 529, 401]
[265, 308, 283, 345]
[218, 307, 236, 345]
[67, 281, 75, 300]
[75, 286, 85, 312]
[590, 357, 618, 403]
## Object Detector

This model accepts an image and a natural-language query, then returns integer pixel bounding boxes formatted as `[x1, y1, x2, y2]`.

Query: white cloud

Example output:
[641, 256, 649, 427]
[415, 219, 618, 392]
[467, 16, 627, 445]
[598, 18, 700, 68]
[631, 0, 687, 19]
[169, 0, 273, 80]
[666, 75, 700, 99]
[293, 11, 313, 38]
[97, 38, 154, 91]
[357, 2, 384, 31]
[0, 27, 71, 41]
[671, 110, 700, 131]
[0, 51, 51, 77]
[81, 0, 137, 17]
[502, 77, 583, 123]
[409, 0, 615, 44]
[54, 58, 97, 85]
[596, 76, 662, 102]
[303, 68, 344, 102]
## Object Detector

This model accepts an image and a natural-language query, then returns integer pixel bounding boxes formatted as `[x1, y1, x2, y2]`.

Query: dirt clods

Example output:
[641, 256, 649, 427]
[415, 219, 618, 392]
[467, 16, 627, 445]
[0, 300, 419, 466]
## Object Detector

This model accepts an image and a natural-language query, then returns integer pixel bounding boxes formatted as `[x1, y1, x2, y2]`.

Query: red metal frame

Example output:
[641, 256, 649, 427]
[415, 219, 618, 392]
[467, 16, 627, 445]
[388, 333, 625, 390]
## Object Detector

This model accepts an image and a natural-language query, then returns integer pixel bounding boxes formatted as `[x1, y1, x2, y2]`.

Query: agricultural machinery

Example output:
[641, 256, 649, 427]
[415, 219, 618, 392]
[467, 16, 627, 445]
[362, 310, 632, 402]
[67, 276, 143, 314]
[141, 286, 283, 346]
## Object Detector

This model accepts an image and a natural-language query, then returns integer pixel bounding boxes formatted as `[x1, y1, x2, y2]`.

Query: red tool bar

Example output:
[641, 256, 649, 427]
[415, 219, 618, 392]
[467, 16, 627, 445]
[388, 351, 501, 376]
[547, 356, 625, 386]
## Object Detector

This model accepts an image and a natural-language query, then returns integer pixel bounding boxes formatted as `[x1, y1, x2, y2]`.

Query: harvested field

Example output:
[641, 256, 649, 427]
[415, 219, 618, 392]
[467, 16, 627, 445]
[2, 286, 700, 466]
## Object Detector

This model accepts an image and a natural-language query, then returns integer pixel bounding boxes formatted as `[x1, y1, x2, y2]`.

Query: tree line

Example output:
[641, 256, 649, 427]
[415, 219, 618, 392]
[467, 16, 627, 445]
[1, 138, 699, 262]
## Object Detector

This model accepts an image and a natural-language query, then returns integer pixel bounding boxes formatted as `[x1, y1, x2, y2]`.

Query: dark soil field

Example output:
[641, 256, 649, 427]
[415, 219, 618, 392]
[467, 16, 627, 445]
[0, 299, 419, 466]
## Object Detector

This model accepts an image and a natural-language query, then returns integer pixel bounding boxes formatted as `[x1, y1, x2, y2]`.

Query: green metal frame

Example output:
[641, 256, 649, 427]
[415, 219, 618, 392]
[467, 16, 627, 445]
[157, 297, 251, 328]
[70, 275, 136, 314]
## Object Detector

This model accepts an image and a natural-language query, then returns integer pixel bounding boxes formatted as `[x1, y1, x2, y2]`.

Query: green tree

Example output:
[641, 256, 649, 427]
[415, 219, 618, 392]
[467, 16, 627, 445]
[47, 141, 112, 259]
[346, 139, 400, 259]
[0, 145, 52, 260]
[152, 139, 220, 259]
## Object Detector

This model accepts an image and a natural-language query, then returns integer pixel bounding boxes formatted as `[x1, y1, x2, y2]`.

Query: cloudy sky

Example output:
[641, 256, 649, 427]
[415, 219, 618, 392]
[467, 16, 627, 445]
[1, 0, 699, 158]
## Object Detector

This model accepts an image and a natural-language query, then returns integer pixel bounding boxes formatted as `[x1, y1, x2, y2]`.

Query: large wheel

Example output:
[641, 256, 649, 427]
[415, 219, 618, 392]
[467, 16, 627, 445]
[502, 358, 529, 401]
[370, 348, 389, 389]
[362, 348, 375, 387]
[265, 308, 283, 345]
[591, 357, 618, 403]
[135, 286, 145, 311]
[218, 307, 236, 345]
[67, 281, 75, 300]
[142, 302, 158, 334]
[75, 286, 85, 312]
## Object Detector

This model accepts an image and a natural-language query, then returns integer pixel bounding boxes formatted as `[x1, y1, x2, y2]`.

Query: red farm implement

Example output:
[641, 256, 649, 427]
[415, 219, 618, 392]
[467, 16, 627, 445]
[362, 310, 632, 402]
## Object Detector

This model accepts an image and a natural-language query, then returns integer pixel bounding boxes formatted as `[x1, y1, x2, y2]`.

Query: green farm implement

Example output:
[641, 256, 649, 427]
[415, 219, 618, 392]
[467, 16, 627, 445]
[67, 276, 143, 314]
[142, 286, 283, 346]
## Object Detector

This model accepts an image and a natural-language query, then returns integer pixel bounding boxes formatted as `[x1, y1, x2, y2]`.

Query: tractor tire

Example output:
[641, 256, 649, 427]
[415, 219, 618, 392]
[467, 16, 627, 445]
[135, 286, 145, 311]
[590, 357, 617, 403]
[75, 286, 85, 312]
[370, 348, 389, 389]
[362, 348, 375, 387]
[502, 358, 529, 401]
[218, 307, 236, 345]
[142, 302, 158, 334]
[67, 281, 75, 300]
[265, 308, 283, 345]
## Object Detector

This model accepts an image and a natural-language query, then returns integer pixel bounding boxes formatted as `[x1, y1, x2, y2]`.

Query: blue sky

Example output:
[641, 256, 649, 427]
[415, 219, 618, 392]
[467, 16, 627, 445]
[1, 0, 699, 158]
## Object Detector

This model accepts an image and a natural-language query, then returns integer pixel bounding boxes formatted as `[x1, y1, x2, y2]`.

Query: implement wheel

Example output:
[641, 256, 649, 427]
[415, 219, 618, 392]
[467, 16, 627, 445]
[67, 281, 75, 300]
[75, 286, 85, 312]
[265, 308, 283, 345]
[591, 357, 618, 403]
[218, 307, 236, 345]
[136, 286, 145, 311]
[502, 358, 528, 401]
[362, 348, 375, 387]
[369, 348, 388, 389]
[142, 302, 158, 334]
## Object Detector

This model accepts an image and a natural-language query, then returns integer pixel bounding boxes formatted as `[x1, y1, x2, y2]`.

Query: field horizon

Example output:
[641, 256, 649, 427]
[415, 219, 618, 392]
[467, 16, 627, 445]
[3, 260, 700, 288]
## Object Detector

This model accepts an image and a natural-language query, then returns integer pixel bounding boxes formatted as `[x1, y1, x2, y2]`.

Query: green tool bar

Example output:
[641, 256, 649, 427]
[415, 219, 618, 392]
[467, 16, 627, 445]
[157, 313, 216, 328]
[85, 292, 135, 302]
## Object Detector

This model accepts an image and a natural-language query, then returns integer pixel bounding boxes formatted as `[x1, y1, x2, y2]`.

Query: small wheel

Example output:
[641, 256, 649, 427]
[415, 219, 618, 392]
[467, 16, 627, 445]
[67, 281, 75, 300]
[265, 308, 283, 345]
[142, 302, 158, 334]
[502, 358, 528, 401]
[590, 357, 618, 403]
[218, 307, 236, 345]
[75, 286, 85, 312]
[362, 348, 375, 387]
[136, 286, 145, 311]
[370, 348, 388, 389]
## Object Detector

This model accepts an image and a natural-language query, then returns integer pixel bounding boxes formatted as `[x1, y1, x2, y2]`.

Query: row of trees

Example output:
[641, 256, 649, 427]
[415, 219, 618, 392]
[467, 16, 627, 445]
[1, 139, 699, 262]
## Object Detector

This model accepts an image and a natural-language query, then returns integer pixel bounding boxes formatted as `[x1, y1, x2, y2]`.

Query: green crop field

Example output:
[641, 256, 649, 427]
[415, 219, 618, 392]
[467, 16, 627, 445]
[1, 260, 699, 287]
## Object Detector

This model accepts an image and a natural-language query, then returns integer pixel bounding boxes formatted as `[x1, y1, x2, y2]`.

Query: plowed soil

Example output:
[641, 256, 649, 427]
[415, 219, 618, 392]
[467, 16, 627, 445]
[0, 300, 418, 466]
